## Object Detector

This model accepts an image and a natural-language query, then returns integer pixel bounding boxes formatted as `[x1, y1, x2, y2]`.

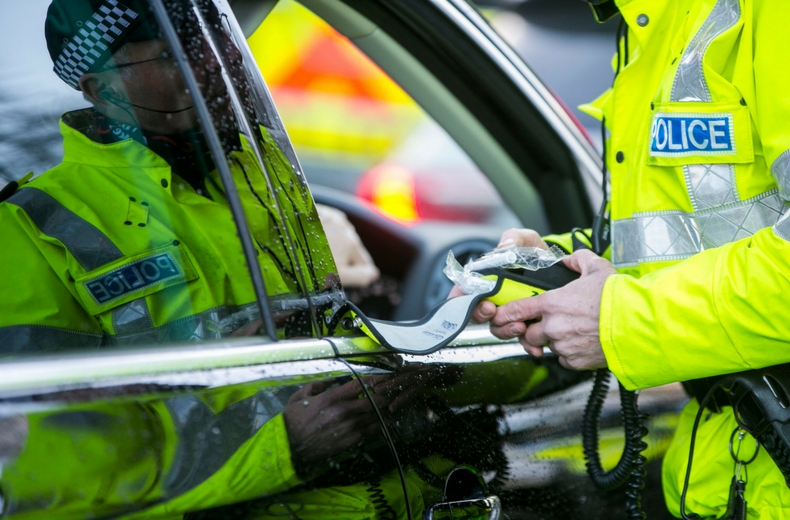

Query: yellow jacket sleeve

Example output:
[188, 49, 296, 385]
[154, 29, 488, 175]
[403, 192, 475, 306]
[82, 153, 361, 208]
[601, 0, 790, 391]
[601, 228, 790, 390]
[0, 202, 102, 353]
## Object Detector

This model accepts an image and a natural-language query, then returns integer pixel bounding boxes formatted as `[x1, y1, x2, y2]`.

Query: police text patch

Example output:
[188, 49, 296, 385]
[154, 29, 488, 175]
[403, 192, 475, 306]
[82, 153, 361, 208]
[649, 113, 735, 157]
[84, 252, 184, 305]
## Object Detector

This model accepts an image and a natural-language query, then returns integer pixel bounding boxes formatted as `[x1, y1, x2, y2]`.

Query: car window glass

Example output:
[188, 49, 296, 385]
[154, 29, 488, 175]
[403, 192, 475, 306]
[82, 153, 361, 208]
[0, 0, 339, 359]
[248, 0, 521, 228]
[165, 0, 342, 338]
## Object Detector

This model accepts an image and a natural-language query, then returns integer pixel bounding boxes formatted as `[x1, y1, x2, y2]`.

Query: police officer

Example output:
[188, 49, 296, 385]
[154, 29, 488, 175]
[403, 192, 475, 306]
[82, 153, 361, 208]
[473, 0, 790, 516]
[0, 0, 340, 352]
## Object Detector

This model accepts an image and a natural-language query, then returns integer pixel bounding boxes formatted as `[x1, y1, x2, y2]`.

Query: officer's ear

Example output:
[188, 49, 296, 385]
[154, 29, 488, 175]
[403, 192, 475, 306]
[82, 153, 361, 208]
[79, 74, 123, 110]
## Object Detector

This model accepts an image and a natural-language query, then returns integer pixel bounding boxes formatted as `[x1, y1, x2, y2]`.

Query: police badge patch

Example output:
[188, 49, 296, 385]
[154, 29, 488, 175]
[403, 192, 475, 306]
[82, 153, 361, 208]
[84, 252, 184, 305]
[649, 112, 735, 158]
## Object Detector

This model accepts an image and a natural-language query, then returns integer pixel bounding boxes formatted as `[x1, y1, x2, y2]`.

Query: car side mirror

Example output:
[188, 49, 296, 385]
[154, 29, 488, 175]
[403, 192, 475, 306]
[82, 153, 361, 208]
[422, 465, 501, 520]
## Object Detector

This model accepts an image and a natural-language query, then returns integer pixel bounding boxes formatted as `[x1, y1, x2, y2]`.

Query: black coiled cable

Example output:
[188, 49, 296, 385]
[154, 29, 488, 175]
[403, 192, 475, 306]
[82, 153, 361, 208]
[582, 369, 649, 519]
[366, 478, 398, 520]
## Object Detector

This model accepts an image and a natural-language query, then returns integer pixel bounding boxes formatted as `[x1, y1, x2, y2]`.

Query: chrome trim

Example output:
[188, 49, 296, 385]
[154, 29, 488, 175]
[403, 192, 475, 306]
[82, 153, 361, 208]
[0, 337, 334, 398]
[436, 0, 604, 209]
[0, 325, 530, 398]
[402, 343, 529, 365]
[331, 324, 522, 359]
[424, 496, 501, 520]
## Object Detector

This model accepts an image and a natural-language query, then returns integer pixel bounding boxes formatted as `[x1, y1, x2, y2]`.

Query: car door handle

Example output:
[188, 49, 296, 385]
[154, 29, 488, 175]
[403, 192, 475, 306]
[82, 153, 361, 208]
[422, 495, 501, 520]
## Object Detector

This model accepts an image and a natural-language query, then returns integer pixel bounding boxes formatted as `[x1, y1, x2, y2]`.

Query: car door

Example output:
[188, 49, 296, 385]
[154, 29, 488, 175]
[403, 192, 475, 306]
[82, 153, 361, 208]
[244, 0, 688, 518]
[0, 0, 408, 518]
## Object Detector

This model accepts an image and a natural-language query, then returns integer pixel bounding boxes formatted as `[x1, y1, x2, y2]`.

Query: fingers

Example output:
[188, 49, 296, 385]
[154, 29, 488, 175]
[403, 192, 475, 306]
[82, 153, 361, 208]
[498, 228, 549, 250]
[229, 318, 263, 337]
[448, 284, 465, 298]
[521, 342, 544, 357]
[523, 320, 549, 348]
[561, 249, 599, 275]
[471, 300, 497, 324]
[318, 378, 372, 402]
[490, 319, 526, 340]
[289, 380, 329, 402]
[491, 294, 544, 330]
[337, 263, 380, 288]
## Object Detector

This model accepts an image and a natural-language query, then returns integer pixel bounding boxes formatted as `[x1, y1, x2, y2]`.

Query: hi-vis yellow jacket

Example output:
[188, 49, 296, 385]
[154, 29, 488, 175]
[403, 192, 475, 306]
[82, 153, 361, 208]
[0, 109, 332, 352]
[575, 0, 790, 516]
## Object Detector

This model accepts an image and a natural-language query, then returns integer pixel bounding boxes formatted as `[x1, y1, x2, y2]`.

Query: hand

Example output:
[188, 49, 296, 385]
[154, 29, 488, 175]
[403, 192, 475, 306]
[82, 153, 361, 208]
[283, 378, 389, 475]
[490, 250, 616, 370]
[229, 318, 263, 337]
[369, 363, 463, 413]
[496, 228, 549, 251]
[316, 204, 380, 288]
[448, 228, 549, 323]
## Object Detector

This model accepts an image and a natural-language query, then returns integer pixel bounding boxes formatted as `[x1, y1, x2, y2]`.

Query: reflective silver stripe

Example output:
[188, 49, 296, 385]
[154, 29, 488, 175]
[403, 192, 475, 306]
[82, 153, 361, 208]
[7, 188, 123, 271]
[770, 150, 790, 240]
[108, 303, 259, 345]
[0, 326, 102, 356]
[163, 389, 286, 496]
[771, 149, 790, 200]
[651, 0, 747, 259]
[773, 212, 790, 241]
[673, 0, 742, 209]
[612, 190, 785, 267]
[112, 298, 153, 335]
[671, 0, 741, 102]
[683, 163, 739, 211]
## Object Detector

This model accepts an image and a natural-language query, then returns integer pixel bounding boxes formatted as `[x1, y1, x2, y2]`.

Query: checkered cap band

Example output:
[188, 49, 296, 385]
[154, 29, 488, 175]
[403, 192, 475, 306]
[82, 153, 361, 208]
[53, 0, 139, 89]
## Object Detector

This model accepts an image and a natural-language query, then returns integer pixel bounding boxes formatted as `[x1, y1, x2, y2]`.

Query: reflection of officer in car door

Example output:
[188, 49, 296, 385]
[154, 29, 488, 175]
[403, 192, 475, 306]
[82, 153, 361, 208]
[461, 0, 790, 516]
[0, 375, 408, 518]
[0, 0, 340, 351]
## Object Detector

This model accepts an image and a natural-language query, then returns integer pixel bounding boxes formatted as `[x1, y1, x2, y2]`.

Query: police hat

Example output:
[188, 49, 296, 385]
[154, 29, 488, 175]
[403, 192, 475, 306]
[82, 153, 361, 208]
[45, 0, 162, 89]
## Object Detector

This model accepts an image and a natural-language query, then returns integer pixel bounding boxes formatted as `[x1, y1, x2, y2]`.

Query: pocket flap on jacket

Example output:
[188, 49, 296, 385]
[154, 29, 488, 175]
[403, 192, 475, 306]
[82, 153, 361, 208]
[74, 244, 198, 315]
[646, 101, 753, 167]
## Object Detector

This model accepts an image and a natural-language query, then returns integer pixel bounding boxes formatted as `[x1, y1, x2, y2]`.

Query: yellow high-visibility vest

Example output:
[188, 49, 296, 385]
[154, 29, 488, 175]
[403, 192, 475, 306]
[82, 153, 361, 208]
[0, 108, 333, 350]
[568, 0, 790, 516]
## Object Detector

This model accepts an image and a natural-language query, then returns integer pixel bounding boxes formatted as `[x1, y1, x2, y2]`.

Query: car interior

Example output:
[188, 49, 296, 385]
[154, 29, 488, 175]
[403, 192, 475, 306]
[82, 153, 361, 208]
[231, 0, 600, 322]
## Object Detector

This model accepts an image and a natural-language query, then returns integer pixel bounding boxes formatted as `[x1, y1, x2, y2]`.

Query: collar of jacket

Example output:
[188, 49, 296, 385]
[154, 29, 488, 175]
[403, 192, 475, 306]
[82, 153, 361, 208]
[615, 0, 677, 48]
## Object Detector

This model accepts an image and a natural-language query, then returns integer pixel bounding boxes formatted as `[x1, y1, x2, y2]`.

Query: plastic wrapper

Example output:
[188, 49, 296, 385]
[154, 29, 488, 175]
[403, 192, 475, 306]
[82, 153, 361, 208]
[443, 245, 566, 295]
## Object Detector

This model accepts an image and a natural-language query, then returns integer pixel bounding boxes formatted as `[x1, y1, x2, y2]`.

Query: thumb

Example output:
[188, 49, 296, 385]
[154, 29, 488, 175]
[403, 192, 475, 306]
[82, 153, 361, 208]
[561, 250, 600, 275]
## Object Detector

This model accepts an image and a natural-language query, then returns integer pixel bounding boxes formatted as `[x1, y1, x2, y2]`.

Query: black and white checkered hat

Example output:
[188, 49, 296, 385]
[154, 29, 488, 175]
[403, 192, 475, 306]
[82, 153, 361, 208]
[45, 0, 161, 89]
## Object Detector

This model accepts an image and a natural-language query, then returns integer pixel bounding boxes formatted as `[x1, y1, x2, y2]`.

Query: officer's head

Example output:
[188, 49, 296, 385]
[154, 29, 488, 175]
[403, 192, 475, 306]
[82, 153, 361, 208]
[45, 0, 234, 134]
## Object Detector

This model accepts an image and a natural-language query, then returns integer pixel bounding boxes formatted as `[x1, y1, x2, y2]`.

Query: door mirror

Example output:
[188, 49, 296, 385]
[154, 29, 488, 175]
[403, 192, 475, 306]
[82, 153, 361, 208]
[423, 466, 501, 520]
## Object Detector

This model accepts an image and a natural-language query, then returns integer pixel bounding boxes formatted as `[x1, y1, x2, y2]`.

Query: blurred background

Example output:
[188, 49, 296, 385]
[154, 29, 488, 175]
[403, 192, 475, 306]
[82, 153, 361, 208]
[0, 0, 617, 227]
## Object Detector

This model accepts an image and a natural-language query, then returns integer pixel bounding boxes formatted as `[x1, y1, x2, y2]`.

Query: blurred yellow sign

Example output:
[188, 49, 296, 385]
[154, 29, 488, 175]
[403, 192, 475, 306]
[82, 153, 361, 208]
[248, 0, 423, 162]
